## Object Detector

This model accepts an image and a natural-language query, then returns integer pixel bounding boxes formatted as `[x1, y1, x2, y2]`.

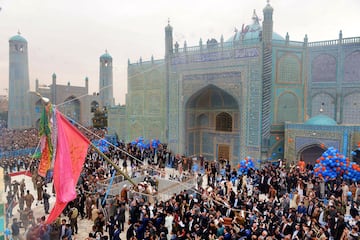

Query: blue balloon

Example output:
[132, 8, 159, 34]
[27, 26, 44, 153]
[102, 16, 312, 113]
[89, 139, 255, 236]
[192, 164, 199, 172]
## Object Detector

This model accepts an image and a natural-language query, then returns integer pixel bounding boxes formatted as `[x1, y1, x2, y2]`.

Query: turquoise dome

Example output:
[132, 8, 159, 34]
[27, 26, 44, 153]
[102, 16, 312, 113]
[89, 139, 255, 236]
[305, 114, 337, 126]
[9, 34, 27, 43]
[100, 51, 112, 60]
[227, 22, 284, 42]
[226, 10, 284, 42]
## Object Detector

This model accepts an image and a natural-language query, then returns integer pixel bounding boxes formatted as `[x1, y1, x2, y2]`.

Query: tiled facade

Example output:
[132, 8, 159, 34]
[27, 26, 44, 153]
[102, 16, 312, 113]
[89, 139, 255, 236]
[110, 2, 360, 164]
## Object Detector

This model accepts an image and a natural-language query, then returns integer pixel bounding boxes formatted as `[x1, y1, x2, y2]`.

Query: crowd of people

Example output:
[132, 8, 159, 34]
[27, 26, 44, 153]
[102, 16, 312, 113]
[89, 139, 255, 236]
[0, 128, 38, 152]
[2, 126, 360, 240]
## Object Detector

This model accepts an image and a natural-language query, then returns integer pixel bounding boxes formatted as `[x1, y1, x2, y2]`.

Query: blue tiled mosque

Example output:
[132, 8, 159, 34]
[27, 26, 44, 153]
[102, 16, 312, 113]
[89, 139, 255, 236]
[110, 1, 360, 165]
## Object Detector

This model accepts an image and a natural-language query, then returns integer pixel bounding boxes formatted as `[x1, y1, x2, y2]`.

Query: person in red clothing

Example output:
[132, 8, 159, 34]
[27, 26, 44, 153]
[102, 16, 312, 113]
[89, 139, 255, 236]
[298, 159, 306, 173]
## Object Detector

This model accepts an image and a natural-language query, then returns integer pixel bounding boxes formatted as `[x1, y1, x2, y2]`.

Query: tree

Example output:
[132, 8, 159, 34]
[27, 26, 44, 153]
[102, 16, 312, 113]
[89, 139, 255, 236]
[92, 107, 107, 128]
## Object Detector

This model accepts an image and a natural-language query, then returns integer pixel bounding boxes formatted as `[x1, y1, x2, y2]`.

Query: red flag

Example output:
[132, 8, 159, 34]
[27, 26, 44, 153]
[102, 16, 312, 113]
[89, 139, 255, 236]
[46, 110, 90, 224]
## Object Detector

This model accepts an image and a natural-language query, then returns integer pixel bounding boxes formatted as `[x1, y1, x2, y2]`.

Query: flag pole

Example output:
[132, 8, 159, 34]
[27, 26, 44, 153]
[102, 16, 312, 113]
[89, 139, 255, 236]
[90, 143, 137, 187]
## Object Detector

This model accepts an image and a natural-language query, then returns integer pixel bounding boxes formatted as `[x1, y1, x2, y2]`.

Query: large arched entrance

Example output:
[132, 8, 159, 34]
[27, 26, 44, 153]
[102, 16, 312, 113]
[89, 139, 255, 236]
[298, 144, 325, 165]
[185, 84, 239, 162]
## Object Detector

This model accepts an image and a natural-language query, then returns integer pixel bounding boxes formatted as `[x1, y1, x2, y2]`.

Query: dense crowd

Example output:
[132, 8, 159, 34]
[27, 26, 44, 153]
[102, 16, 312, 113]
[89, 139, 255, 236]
[0, 128, 39, 152]
[2, 126, 360, 240]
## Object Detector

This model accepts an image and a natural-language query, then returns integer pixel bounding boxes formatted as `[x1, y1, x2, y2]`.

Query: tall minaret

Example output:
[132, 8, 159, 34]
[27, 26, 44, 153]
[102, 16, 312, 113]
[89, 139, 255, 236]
[262, 0, 274, 45]
[165, 19, 173, 143]
[8, 32, 31, 129]
[99, 50, 113, 108]
[260, 1, 274, 156]
[165, 19, 173, 58]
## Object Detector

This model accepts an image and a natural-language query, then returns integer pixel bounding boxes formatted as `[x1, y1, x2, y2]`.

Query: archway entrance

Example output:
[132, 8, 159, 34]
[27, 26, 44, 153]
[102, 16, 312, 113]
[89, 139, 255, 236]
[185, 84, 239, 162]
[298, 145, 325, 165]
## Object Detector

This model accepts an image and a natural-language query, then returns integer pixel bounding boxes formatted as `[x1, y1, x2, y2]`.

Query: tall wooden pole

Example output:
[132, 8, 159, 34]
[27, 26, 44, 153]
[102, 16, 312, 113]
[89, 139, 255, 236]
[90, 143, 137, 187]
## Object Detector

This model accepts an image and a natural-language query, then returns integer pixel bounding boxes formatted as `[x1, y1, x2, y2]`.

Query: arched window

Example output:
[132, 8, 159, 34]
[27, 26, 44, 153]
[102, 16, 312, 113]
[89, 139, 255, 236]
[216, 112, 232, 132]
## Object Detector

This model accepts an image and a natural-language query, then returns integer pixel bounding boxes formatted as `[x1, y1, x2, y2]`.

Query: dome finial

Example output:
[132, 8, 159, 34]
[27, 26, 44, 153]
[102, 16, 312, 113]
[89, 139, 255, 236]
[168, 18, 170, 25]
[17, 29, 21, 35]
[252, 9, 260, 24]
[105, 49, 108, 54]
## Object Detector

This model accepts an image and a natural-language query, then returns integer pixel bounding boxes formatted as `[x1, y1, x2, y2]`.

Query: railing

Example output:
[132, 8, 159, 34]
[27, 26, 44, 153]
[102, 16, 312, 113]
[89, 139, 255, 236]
[128, 59, 165, 66]
[342, 37, 360, 45]
[156, 176, 196, 201]
[308, 37, 360, 47]
[129, 36, 360, 66]
[308, 39, 339, 47]
[175, 39, 260, 54]
[0, 147, 37, 158]
[96, 172, 196, 202]
[272, 39, 304, 47]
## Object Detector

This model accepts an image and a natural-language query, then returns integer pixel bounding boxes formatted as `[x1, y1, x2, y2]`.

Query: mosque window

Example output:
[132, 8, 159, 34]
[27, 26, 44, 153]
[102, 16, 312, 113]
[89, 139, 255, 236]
[216, 112, 232, 132]
[277, 54, 300, 83]
[19, 45, 23, 52]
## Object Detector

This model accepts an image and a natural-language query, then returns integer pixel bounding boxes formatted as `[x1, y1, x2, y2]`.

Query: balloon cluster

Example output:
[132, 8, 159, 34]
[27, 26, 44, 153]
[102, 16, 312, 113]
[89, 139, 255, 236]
[237, 156, 256, 175]
[93, 138, 109, 153]
[314, 147, 360, 182]
[130, 137, 161, 150]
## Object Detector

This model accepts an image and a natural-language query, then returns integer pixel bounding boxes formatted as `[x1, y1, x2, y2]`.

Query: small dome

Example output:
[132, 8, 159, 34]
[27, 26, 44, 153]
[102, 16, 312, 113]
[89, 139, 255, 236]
[9, 34, 27, 43]
[305, 114, 337, 126]
[100, 51, 112, 60]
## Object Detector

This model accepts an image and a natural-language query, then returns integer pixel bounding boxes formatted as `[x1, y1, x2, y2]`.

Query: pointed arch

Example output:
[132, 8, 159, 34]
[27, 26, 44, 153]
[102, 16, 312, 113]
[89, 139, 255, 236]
[311, 92, 335, 118]
[276, 92, 299, 123]
[311, 54, 337, 82]
[277, 53, 301, 84]
[342, 92, 360, 124]
[185, 84, 239, 161]
[344, 50, 360, 82]
[297, 144, 325, 165]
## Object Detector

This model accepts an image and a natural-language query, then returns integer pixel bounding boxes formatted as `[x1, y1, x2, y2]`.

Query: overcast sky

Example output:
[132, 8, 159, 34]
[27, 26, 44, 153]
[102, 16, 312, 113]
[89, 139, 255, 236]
[0, 0, 359, 105]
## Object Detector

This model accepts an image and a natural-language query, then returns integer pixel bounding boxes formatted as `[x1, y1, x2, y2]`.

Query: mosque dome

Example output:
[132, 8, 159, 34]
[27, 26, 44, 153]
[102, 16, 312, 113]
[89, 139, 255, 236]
[9, 33, 27, 43]
[305, 114, 337, 126]
[100, 51, 112, 60]
[227, 10, 284, 42]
